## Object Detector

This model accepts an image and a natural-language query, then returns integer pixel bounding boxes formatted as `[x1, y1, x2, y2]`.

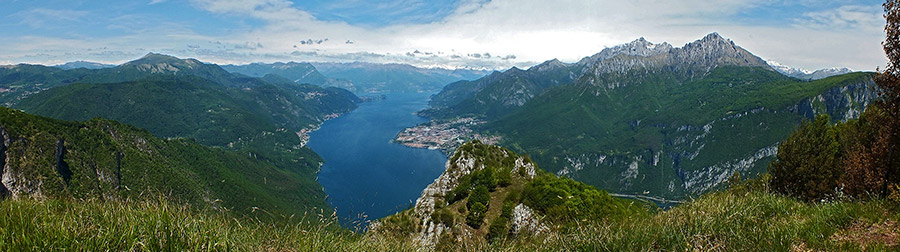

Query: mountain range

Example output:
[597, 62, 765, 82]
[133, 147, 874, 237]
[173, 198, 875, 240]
[0, 53, 365, 217]
[0, 31, 892, 250]
[767, 61, 854, 80]
[53, 61, 115, 70]
[1, 53, 280, 107]
[419, 33, 875, 200]
[224, 61, 489, 94]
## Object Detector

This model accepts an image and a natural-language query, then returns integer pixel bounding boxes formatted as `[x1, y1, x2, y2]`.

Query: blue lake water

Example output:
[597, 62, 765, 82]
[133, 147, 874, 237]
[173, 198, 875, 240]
[308, 93, 447, 227]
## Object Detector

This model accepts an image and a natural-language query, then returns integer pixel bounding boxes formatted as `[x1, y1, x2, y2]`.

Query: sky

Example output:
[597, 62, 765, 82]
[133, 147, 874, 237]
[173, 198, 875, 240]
[0, 0, 889, 71]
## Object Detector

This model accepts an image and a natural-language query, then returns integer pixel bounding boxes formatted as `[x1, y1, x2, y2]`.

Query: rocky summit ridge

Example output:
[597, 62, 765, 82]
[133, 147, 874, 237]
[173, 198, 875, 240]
[584, 33, 771, 85]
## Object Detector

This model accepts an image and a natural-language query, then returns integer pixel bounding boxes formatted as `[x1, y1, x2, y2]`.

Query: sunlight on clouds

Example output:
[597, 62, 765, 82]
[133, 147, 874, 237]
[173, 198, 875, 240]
[0, 0, 889, 71]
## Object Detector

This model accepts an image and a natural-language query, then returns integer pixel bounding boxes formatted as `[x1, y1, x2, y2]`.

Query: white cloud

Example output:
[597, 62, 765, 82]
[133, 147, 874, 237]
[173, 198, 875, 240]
[796, 5, 884, 32]
[12, 8, 89, 28]
[0, 0, 889, 71]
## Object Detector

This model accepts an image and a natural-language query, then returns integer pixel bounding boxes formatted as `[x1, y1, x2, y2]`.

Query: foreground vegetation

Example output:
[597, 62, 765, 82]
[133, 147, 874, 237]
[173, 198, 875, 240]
[1, 181, 896, 251]
[0, 197, 413, 251]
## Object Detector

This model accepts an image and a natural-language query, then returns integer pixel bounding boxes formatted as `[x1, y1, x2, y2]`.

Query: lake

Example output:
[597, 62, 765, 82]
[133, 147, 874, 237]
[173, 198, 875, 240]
[308, 93, 447, 228]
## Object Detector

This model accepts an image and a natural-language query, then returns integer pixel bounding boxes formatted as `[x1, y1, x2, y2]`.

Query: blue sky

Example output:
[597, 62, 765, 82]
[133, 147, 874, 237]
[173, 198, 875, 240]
[0, 0, 889, 71]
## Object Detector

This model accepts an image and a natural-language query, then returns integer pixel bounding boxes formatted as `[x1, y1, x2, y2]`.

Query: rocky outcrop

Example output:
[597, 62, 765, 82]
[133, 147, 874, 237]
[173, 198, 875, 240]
[0, 129, 45, 200]
[576, 37, 674, 69]
[372, 142, 544, 249]
[510, 203, 547, 235]
[0, 126, 9, 197]
[791, 77, 877, 121]
[55, 139, 72, 184]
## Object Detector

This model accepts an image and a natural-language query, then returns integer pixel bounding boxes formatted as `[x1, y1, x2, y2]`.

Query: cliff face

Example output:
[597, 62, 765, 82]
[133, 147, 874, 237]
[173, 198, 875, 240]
[371, 141, 544, 249]
[555, 75, 877, 199]
[411, 147, 540, 247]
[0, 126, 14, 197]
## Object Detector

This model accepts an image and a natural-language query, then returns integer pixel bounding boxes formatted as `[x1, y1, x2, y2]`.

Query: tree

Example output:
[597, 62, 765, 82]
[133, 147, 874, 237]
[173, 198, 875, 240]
[466, 202, 487, 228]
[842, 0, 900, 198]
[486, 216, 509, 241]
[467, 185, 491, 210]
[770, 115, 843, 201]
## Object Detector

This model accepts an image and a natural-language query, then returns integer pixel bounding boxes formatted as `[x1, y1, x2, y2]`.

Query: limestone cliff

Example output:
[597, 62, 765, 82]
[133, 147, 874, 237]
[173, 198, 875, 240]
[371, 141, 545, 249]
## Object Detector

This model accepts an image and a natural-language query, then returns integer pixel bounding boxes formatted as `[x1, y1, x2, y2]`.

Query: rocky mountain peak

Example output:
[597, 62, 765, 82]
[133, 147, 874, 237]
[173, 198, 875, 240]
[122, 53, 217, 75]
[579, 32, 773, 89]
[675, 32, 769, 69]
[530, 58, 568, 72]
[577, 37, 673, 68]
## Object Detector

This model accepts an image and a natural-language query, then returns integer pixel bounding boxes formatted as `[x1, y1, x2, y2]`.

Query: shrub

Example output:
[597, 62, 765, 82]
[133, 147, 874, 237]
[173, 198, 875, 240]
[500, 201, 515, 220]
[498, 167, 512, 187]
[769, 115, 843, 201]
[467, 185, 490, 210]
[431, 208, 454, 227]
[466, 202, 487, 228]
[486, 216, 509, 241]
[522, 173, 642, 222]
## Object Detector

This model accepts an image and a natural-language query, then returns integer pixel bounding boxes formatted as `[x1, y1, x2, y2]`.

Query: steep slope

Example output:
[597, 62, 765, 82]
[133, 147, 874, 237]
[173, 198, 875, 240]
[424, 36, 696, 119]
[417, 33, 876, 200]
[493, 66, 874, 198]
[0, 107, 329, 216]
[423, 59, 580, 119]
[372, 141, 646, 249]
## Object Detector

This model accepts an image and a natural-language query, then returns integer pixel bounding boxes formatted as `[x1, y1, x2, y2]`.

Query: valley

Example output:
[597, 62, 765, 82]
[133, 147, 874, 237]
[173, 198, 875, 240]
[410, 33, 878, 201]
[1, 0, 898, 250]
[308, 93, 448, 227]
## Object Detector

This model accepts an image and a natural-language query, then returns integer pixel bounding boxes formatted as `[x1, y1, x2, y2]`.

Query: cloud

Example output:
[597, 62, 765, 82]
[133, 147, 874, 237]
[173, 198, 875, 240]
[12, 8, 89, 28]
[796, 5, 884, 32]
[298, 38, 328, 45]
[0, 0, 889, 71]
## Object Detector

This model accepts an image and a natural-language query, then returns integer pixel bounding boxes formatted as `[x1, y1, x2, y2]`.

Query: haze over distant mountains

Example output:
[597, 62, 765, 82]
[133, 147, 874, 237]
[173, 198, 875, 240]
[767, 61, 855, 80]
[53, 61, 115, 70]
[223, 61, 489, 93]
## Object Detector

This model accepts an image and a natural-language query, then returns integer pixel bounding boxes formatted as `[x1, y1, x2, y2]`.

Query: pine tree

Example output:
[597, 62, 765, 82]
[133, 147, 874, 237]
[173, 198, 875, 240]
[770, 115, 842, 201]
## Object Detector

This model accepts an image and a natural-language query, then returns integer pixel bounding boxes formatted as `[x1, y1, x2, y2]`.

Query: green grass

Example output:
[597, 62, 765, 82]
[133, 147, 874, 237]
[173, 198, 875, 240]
[3, 184, 895, 251]
[488, 193, 897, 251]
[0, 197, 415, 251]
